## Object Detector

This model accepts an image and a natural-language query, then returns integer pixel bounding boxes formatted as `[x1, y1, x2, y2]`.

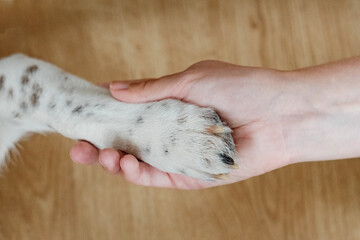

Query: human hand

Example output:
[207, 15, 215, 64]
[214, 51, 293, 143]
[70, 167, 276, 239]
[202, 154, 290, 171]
[70, 60, 292, 189]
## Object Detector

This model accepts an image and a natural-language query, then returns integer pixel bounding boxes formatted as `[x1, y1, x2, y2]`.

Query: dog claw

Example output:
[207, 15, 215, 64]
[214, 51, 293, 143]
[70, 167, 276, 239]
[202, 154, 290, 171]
[229, 163, 239, 169]
[219, 153, 234, 165]
[206, 125, 232, 134]
[212, 173, 230, 180]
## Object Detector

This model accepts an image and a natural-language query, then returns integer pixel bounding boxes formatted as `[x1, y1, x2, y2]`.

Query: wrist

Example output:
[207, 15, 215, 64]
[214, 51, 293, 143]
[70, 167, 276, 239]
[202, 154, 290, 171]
[279, 65, 360, 164]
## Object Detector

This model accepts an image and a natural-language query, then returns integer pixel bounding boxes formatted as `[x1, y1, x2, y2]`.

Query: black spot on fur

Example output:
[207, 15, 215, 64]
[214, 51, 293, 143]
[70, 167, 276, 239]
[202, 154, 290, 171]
[169, 135, 177, 146]
[30, 93, 39, 106]
[219, 153, 234, 165]
[64, 76, 68, 81]
[161, 102, 169, 108]
[21, 76, 30, 85]
[20, 102, 28, 111]
[13, 112, 21, 118]
[144, 145, 151, 153]
[177, 116, 187, 124]
[204, 158, 211, 166]
[72, 105, 83, 114]
[0, 75, 4, 90]
[66, 100, 72, 106]
[32, 83, 42, 92]
[178, 169, 186, 175]
[30, 83, 43, 107]
[94, 103, 105, 109]
[49, 102, 56, 109]
[8, 89, 13, 99]
[136, 116, 144, 124]
[164, 146, 169, 155]
[26, 65, 39, 74]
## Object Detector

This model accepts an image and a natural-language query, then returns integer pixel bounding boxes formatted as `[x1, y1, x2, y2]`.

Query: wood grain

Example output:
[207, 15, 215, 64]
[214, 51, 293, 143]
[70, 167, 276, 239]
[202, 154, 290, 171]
[0, 0, 360, 239]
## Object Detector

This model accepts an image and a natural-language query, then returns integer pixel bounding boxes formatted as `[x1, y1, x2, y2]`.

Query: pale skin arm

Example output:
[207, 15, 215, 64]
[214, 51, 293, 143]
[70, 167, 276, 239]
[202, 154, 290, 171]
[281, 57, 360, 163]
[70, 57, 360, 189]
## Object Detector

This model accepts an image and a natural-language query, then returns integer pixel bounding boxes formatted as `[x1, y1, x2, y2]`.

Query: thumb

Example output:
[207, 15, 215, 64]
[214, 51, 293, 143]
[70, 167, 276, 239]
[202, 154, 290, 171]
[109, 72, 188, 103]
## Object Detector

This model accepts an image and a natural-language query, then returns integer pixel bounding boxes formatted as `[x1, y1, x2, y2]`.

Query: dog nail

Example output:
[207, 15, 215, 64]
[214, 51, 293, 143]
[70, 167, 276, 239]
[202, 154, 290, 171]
[219, 153, 234, 165]
[212, 173, 230, 180]
[206, 125, 232, 134]
[229, 163, 239, 169]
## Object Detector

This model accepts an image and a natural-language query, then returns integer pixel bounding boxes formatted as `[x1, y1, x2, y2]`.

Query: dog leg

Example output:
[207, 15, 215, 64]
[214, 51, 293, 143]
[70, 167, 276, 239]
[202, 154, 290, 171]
[0, 54, 237, 180]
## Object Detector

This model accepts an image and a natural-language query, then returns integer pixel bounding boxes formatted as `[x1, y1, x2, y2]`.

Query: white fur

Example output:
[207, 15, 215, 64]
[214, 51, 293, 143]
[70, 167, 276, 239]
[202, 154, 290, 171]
[0, 54, 236, 180]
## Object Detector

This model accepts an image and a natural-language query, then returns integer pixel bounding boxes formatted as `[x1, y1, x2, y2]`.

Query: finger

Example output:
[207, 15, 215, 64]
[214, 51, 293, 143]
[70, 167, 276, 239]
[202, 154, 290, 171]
[70, 141, 100, 165]
[118, 155, 142, 180]
[119, 155, 175, 187]
[98, 78, 157, 90]
[109, 72, 190, 103]
[119, 155, 206, 189]
[99, 148, 125, 174]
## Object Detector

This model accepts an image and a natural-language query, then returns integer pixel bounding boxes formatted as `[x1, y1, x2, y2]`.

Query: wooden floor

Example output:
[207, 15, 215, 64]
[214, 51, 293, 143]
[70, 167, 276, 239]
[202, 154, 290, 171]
[1, 0, 360, 239]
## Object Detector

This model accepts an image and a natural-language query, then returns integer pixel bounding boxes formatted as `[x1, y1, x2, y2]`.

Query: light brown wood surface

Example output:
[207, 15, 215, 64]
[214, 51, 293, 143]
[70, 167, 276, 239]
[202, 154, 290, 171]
[1, 0, 360, 239]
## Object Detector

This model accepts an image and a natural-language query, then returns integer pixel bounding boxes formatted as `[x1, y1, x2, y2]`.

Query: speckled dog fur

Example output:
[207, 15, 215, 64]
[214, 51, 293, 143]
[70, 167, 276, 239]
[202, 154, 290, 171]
[0, 54, 237, 181]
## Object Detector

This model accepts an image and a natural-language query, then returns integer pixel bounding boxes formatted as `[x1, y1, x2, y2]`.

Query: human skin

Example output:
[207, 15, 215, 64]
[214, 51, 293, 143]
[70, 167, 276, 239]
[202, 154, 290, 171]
[70, 57, 360, 189]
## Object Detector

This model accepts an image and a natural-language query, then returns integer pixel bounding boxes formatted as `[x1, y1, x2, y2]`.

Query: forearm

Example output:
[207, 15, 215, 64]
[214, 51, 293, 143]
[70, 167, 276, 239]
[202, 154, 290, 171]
[281, 57, 360, 163]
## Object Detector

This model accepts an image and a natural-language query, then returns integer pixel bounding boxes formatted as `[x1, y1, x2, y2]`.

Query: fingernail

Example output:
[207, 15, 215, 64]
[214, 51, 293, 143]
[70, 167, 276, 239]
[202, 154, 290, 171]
[110, 82, 129, 90]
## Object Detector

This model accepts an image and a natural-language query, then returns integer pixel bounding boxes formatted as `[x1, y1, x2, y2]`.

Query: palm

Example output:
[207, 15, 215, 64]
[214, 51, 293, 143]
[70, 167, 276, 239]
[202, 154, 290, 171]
[123, 119, 287, 189]
[126, 65, 289, 188]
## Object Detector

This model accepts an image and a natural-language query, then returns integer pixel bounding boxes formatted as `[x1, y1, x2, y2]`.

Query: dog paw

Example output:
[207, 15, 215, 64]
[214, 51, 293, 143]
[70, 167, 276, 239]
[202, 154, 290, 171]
[121, 99, 237, 181]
